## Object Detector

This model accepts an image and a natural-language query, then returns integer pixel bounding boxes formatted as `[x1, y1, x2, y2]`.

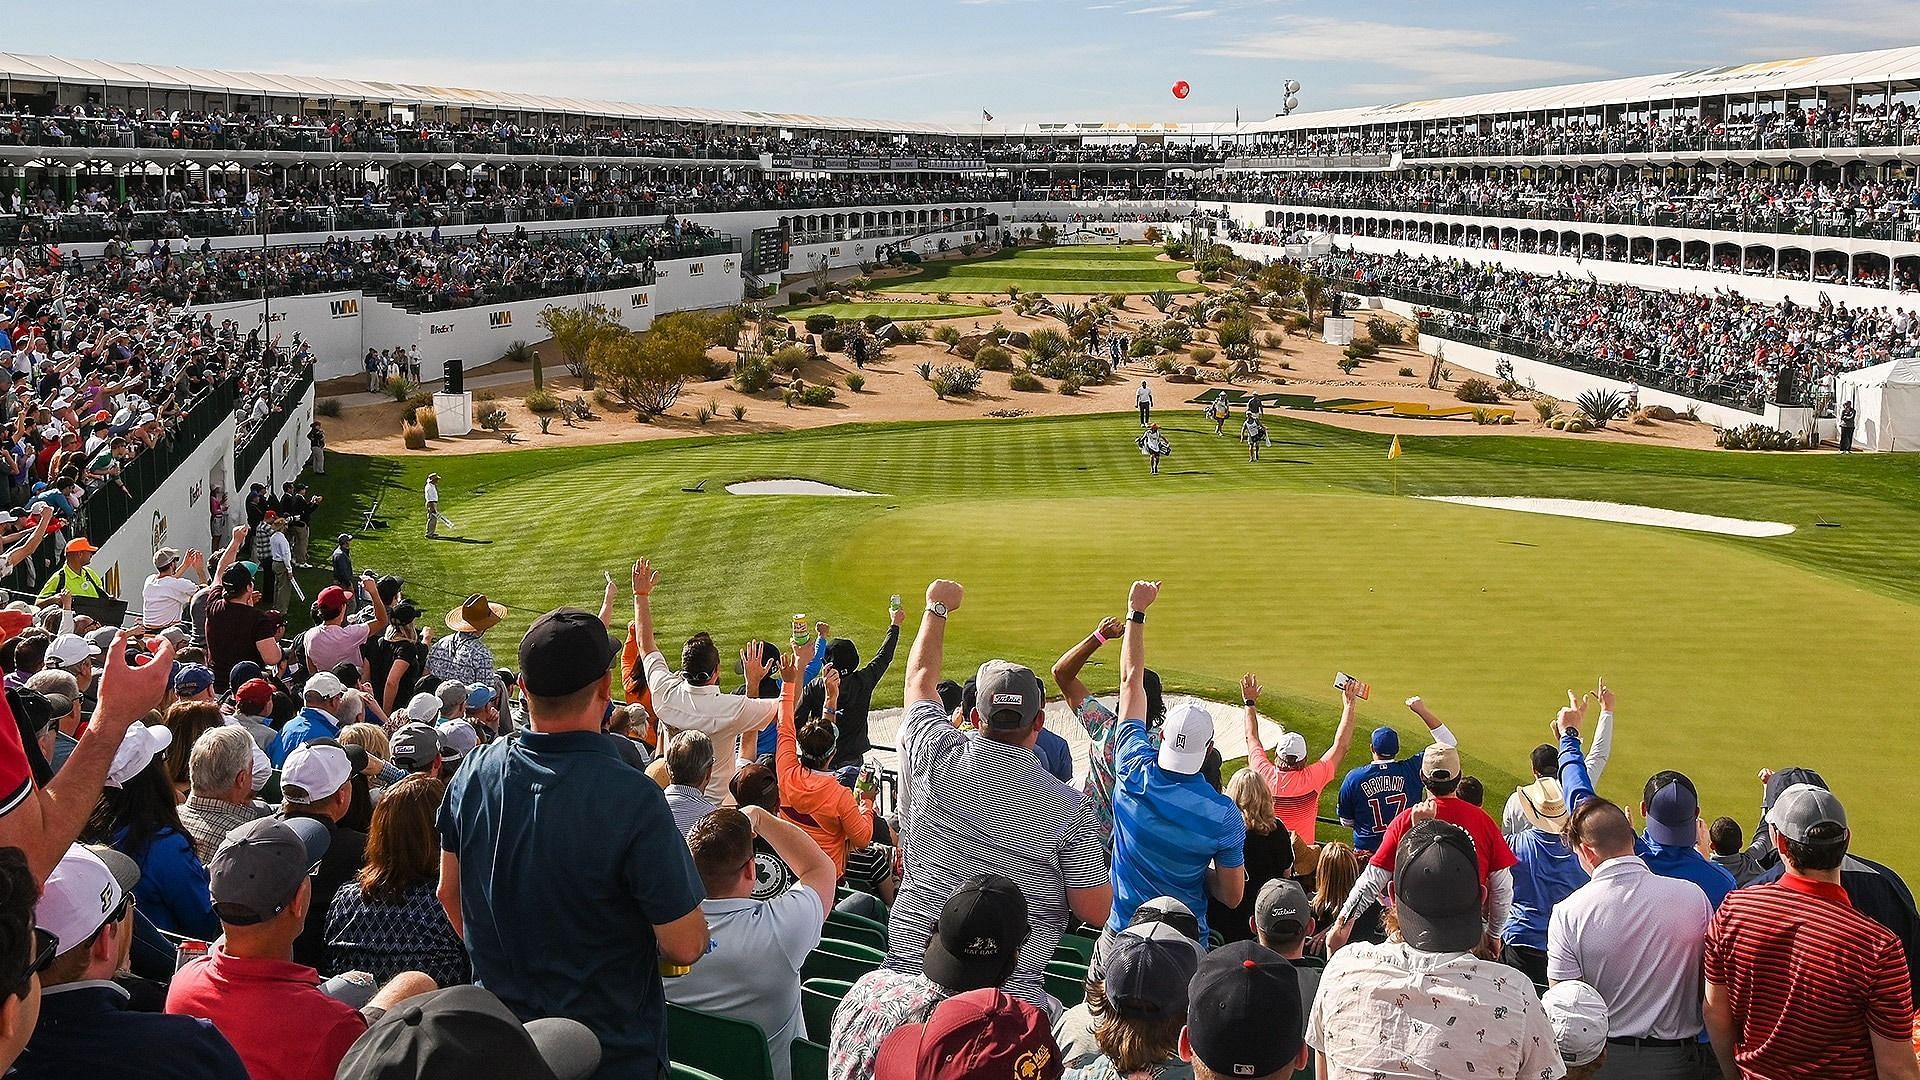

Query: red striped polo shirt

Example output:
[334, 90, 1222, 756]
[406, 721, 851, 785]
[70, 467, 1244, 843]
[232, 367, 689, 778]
[1704, 871, 1915, 1079]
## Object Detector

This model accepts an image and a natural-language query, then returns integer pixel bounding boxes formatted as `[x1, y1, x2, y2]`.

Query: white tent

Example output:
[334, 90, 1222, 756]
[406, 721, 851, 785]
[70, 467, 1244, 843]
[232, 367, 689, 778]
[1835, 356, 1920, 452]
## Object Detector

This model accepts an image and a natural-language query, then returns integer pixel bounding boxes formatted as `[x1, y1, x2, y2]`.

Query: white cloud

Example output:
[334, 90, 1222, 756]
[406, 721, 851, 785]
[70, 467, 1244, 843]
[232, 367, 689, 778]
[1127, 3, 1194, 13]
[1204, 16, 1607, 86]
[1711, 2, 1920, 51]
[1168, 8, 1216, 18]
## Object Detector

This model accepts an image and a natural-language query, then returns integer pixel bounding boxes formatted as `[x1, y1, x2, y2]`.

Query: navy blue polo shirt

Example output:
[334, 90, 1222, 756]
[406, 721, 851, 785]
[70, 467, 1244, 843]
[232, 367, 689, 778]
[439, 728, 704, 1080]
[14, 982, 247, 1079]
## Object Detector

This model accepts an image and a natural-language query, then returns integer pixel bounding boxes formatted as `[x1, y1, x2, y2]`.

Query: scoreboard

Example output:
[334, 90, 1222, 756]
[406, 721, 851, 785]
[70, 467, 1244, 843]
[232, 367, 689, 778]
[749, 226, 790, 275]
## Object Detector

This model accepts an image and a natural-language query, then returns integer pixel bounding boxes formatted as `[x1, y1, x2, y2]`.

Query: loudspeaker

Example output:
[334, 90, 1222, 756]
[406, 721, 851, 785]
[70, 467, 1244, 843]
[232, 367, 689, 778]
[442, 358, 463, 394]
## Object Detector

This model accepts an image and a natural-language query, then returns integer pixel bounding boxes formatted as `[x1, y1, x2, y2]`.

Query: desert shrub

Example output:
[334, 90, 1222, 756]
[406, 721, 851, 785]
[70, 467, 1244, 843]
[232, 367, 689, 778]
[820, 330, 846, 353]
[1369, 320, 1407, 346]
[1128, 337, 1157, 358]
[314, 398, 341, 418]
[501, 339, 535, 365]
[1629, 406, 1659, 426]
[1058, 375, 1083, 395]
[1026, 328, 1069, 363]
[804, 313, 838, 335]
[975, 345, 1014, 372]
[935, 292, 954, 304]
[1278, 361, 1294, 370]
[766, 346, 807, 376]
[385, 376, 417, 401]
[1470, 407, 1501, 425]
[525, 388, 562, 413]
[474, 387, 499, 403]
[846, 276, 872, 294]
[798, 384, 837, 406]
[1287, 312, 1311, 331]
[1716, 423, 1801, 450]
[863, 314, 888, 331]
[916, 361, 934, 380]
[592, 388, 618, 411]
[731, 403, 747, 421]
[694, 401, 715, 426]
[929, 364, 983, 398]
[1009, 371, 1045, 392]
[1344, 340, 1380, 361]
[1188, 346, 1217, 366]
[478, 407, 508, 432]
[1575, 388, 1626, 427]
[1152, 356, 1179, 375]
[1454, 378, 1501, 404]
[1398, 366, 1416, 377]
[932, 325, 962, 350]
[845, 372, 867, 393]
[1546, 412, 1592, 433]
[1263, 332, 1285, 349]
[415, 407, 440, 440]
[1337, 357, 1360, 375]
[898, 323, 927, 344]
[401, 421, 426, 450]
[1533, 398, 1560, 422]
[733, 354, 774, 394]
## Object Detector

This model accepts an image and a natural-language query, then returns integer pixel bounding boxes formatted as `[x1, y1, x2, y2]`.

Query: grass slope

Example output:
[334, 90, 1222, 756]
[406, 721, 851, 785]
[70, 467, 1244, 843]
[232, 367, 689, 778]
[303, 414, 1920, 871]
[877, 245, 1204, 296]
[772, 302, 998, 322]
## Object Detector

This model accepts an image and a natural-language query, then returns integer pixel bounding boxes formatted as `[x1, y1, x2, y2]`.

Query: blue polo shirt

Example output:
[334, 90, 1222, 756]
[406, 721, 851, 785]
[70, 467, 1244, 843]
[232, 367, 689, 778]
[269, 707, 340, 767]
[1106, 716, 1245, 941]
[439, 728, 704, 1080]
[1639, 834, 1736, 909]
[1336, 758, 1425, 853]
[14, 982, 247, 1080]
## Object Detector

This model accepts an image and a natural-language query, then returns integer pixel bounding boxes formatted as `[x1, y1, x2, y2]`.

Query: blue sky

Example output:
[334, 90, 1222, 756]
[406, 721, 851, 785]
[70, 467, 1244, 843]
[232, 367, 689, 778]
[12, 1, 1920, 124]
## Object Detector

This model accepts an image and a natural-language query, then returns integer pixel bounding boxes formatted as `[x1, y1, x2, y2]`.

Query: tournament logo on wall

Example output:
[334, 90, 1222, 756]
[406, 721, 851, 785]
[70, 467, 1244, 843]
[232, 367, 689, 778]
[189, 480, 203, 507]
[688, 263, 705, 277]
[329, 298, 361, 318]
[488, 311, 514, 329]
[429, 323, 455, 335]
[150, 510, 168, 552]
[631, 292, 650, 308]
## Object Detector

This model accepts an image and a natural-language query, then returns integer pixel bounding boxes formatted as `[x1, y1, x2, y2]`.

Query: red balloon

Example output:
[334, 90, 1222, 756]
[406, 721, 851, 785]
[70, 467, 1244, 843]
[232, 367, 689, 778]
[1171, 81, 1191, 99]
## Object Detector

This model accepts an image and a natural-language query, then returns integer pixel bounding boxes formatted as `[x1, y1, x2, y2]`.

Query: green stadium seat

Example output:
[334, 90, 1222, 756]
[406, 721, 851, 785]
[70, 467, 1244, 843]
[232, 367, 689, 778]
[802, 948, 881, 985]
[1051, 934, 1094, 966]
[1044, 967, 1087, 1009]
[816, 938, 885, 963]
[666, 1004, 774, 1080]
[669, 1066, 725, 1080]
[802, 983, 843, 1043]
[792, 1038, 829, 1080]
[822, 919, 886, 952]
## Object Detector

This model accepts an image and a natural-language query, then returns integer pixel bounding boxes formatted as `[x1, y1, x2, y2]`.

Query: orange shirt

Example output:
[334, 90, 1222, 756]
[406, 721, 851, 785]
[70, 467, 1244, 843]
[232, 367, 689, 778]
[775, 681, 874, 875]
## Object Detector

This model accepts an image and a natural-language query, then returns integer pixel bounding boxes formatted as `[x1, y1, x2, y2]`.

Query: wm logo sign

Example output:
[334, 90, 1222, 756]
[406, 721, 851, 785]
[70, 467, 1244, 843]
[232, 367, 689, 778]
[329, 298, 360, 318]
[488, 311, 513, 329]
[631, 293, 650, 308]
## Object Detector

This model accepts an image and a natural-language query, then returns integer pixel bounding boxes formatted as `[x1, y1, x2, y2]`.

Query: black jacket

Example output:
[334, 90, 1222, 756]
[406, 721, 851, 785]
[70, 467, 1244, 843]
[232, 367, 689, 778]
[797, 625, 899, 766]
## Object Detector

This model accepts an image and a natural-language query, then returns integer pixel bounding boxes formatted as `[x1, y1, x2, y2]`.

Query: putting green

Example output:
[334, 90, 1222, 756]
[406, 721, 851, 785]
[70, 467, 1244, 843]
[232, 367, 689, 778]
[773, 302, 998, 322]
[877, 245, 1204, 295]
[306, 413, 1920, 873]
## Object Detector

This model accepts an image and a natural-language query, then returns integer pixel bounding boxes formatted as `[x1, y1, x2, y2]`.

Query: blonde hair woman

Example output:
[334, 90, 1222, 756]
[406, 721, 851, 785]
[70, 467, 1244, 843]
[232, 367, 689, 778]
[1311, 841, 1381, 954]
[1210, 768, 1295, 944]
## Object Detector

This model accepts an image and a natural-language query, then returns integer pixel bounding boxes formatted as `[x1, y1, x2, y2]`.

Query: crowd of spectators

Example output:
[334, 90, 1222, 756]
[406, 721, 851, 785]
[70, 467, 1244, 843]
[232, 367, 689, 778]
[1299, 246, 1920, 407]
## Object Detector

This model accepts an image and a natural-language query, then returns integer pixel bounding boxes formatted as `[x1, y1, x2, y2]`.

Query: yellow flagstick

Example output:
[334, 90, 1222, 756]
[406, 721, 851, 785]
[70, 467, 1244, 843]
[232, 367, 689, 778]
[1388, 434, 1403, 496]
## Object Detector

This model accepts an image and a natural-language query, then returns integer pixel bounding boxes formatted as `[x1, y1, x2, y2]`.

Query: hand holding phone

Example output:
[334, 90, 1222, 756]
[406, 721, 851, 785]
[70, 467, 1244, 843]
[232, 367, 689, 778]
[1334, 672, 1371, 701]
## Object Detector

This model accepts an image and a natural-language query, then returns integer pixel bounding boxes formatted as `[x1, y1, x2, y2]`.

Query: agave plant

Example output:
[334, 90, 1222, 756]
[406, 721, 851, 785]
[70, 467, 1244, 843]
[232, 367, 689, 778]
[1575, 388, 1627, 428]
[1149, 290, 1174, 313]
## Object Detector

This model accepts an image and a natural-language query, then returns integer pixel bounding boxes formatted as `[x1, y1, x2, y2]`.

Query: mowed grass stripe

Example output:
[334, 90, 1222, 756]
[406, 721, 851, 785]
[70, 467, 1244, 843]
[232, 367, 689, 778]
[878, 244, 1200, 295]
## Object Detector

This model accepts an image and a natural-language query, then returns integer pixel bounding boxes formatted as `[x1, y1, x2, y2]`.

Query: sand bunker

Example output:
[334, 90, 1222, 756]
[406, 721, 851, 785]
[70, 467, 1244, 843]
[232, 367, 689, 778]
[725, 479, 884, 497]
[1420, 496, 1794, 537]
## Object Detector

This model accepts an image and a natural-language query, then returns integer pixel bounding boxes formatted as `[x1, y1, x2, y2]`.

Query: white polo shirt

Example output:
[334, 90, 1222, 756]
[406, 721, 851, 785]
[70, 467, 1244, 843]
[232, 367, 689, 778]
[643, 650, 779, 801]
[664, 884, 823, 1080]
[1547, 855, 1713, 1040]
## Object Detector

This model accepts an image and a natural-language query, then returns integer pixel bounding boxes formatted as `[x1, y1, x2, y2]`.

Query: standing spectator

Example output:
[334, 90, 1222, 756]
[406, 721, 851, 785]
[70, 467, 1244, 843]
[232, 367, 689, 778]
[426, 595, 503, 688]
[205, 565, 282, 695]
[307, 420, 325, 475]
[1541, 981, 1611, 1080]
[1706, 817, 1765, 886]
[366, 603, 427, 714]
[325, 775, 467, 988]
[794, 600, 902, 770]
[1841, 400, 1857, 451]
[1308, 841, 1381, 950]
[1051, 615, 1167, 847]
[632, 567, 776, 801]
[437, 599, 708, 1080]
[1503, 766, 1587, 989]
[829, 876, 1029, 1080]
[1704, 785, 1917, 1080]
[226, 679, 278, 753]
[1181, 941, 1311, 1080]
[777, 658, 874, 875]
[1209, 767, 1291, 946]
[873, 988, 1065, 1080]
[36, 537, 107, 599]
[142, 547, 207, 629]
[1501, 679, 1613, 836]
[663, 731, 717, 836]
[165, 816, 436, 1080]
[0, 847, 39, 1075]
[884, 578, 1109, 1009]
[669, 804, 834, 1080]
[1637, 771, 1735, 908]
[329, 535, 354, 592]
[387, 724, 443, 780]
[16, 844, 247, 1079]
[1334, 696, 1456, 860]
[1242, 671, 1359, 845]
[1548, 797, 1713, 1078]
[1105, 579, 1244, 950]
[177, 726, 268, 865]
[276, 742, 369, 970]
[302, 578, 388, 676]
[1308, 821, 1563, 1080]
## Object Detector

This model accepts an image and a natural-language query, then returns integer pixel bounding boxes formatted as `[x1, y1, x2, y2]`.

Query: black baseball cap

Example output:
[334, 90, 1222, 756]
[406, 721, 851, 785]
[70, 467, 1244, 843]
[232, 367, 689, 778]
[518, 608, 619, 697]
[1185, 941, 1303, 1077]
[336, 984, 601, 1080]
[923, 874, 1030, 992]
[1392, 820, 1483, 953]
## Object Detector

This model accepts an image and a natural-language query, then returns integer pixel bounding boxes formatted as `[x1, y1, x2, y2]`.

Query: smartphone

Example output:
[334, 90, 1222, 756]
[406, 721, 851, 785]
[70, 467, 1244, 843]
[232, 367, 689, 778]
[889, 594, 902, 614]
[1334, 672, 1372, 700]
[790, 614, 808, 646]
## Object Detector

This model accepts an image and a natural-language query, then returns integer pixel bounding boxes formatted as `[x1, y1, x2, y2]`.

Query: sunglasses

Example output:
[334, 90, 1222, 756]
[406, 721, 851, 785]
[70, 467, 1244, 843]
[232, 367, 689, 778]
[12, 927, 55, 995]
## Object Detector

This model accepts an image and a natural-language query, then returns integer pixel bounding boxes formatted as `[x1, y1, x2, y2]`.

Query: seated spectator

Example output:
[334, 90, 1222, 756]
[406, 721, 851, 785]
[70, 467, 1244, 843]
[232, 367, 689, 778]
[1210, 767, 1291, 945]
[335, 984, 600, 1080]
[873, 987, 1065, 1080]
[1542, 980, 1611, 1080]
[1309, 821, 1561, 1079]
[776, 653, 875, 875]
[794, 599, 902, 769]
[1180, 941, 1310, 1080]
[1241, 670, 1358, 844]
[1105, 580, 1244, 954]
[829, 875, 1028, 1080]
[161, 699, 224, 799]
[326, 775, 468, 987]
[225, 678, 277, 753]
[83, 724, 220, 942]
[728, 763, 798, 900]
[663, 730, 717, 835]
[177, 726, 268, 864]
[1057, 922, 1199, 1078]
[1704, 785, 1917, 1080]
[1251, 879, 1323, 1010]
[165, 816, 436, 1080]
[883, 579, 1109, 1009]
[434, 717, 479, 769]
[276, 742, 369, 969]
[14, 843, 247, 1079]
[1707, 816, 1765, 886]
[668, 804, 833, 1080]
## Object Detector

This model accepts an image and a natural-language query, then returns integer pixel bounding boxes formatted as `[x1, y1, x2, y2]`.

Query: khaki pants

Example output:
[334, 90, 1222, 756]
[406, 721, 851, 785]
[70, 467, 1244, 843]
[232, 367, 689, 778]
[426, 501, 439, 537]
[290, 523, 310, 565]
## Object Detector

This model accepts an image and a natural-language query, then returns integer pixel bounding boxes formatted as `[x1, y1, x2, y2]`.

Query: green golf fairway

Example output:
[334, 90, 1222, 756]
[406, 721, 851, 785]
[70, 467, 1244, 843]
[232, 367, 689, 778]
[877, 245, 1204, 295]
[306, 413, 1920, 873]
[772, 302, 999, 322]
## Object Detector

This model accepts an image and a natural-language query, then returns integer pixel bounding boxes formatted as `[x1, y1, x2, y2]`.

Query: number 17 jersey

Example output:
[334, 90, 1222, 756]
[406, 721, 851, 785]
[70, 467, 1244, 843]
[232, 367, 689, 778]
[1336, 758, 1425, 854]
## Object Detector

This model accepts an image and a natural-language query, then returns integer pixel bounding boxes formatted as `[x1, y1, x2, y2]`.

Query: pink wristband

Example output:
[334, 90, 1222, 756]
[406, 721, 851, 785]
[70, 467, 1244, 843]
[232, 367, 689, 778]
[1093, 630, 1110, 645]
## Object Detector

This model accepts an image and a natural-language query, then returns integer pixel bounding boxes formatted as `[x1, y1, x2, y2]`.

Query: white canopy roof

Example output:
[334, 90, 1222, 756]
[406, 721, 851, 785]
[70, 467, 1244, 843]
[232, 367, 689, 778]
[1839, 355, 1920, 387]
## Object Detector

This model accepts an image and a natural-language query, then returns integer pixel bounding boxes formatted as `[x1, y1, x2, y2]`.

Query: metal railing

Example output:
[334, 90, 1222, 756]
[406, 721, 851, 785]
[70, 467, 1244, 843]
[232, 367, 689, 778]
[236, 368, 314, 483]
[73, 379, 237, 546]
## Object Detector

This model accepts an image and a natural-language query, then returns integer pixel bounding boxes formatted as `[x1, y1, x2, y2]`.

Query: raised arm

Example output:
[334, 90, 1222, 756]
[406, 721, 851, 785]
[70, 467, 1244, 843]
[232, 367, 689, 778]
[1242, 674, 1268, 760]
[213, 524, 247, 583]
[1586, 677, 1615, 782]
[362, 571, 389, 636]
[1322, 678, 1363, 767]
[632, 557, 660, 656]
[1404, 696, 1457, 746]
[742, 804, 836, 925]
[598, 571, 617, 627]
[904, 580, 962, 705]
[1117, 582, 1158, 723]
[1052, 616, 1122, 712]
[858, 607, 903, 683]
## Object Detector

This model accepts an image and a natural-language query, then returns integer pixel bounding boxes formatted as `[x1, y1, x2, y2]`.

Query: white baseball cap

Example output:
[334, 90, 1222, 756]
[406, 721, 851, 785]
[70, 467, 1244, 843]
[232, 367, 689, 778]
[405, 691, 444, 723]
[106, 723, 173, 789]
[1273, 731, 1309, 763]
[1158, 700, 1214, 775]
[46, 633, 101, 668]
[1541, 980, 1609, 1067]
[281, 744, 352, 803]
[38, 844, 138, 956]
[303, 672, 347, 699]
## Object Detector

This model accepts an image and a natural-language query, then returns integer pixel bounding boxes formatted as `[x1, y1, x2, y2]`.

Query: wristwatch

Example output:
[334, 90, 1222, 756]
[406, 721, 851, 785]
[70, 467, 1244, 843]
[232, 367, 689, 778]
[1128, 610, 1146, 624]
[926, 601, 949, 619]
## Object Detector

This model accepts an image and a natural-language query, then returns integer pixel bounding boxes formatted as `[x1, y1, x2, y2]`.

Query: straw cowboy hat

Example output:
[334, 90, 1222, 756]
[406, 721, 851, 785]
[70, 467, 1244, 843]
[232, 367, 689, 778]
[1515, 777, 1571, 834]
[447, 594, 506, 634]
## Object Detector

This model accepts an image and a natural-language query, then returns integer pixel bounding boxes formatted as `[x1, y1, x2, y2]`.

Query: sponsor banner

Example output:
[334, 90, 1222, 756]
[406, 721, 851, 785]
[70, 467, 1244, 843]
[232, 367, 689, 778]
[630, 292, 650, 308]
[329, 298, 360, 318]
[487, 310, 513, 329]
